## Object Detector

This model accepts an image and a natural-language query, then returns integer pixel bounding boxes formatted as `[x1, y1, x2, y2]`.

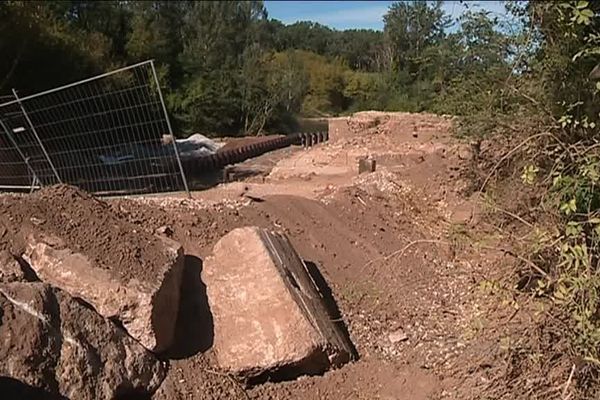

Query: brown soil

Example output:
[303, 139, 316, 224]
[115, 112, 507, 399]
[0, 112, 518, 399]
[0, 185, 170, 283]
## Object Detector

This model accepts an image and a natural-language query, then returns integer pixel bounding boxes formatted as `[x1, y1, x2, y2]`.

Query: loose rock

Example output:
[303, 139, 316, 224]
[23, 233, 185, 352]
[0, 250, 26, 283]
[0, 282, 166, 399]
[155, 225, 174, 238]
[388, 329, 409, 344]
[203, 226, 355, 381]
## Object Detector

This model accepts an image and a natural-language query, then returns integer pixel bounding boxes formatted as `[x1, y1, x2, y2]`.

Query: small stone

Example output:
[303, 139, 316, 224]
[29, 217, 45, 225]
[388, 329, 408, 343]
[358, 157, 376, 174]
[456, 145, 473, 160]
[0, 250, 26, 283]
[242, 192, 265, 203]
[155, 225, 174, 237]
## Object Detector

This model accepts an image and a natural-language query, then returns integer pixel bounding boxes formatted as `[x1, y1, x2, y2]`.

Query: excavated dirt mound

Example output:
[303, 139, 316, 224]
[0, 185, 169, 283]
[0, 111, 518, 399]
[103, 110, 493, 399]
[107, 179, 480, 399]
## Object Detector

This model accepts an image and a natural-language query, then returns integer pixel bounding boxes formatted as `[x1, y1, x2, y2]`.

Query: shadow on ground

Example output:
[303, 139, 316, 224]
[164, 255, 214, 360]
[0, 377, 67, 400]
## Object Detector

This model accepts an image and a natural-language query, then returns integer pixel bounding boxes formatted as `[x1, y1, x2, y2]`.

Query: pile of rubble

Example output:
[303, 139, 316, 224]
[346, 113, 390, 135]
[329, 111, 454, 141]
[353, 169, 412, 196]
[0, 186, 355, 399]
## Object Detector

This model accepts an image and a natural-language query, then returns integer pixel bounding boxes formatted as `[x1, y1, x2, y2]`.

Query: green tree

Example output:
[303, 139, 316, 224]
[431, 10, 512, 121]
[0, 1, 116, 93]
[126, 1, 185, 85]
[273, 21, 334, 55]
[284, 50, 349, 116]
[329, 29, 384, 71]
[380, 1, 451, 111]
[170, 1, 269, 134]
[383, 0, 450, 78]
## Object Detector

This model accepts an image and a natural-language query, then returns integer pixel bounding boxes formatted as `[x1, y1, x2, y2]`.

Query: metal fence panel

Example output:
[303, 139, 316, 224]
[0, 60, 189, 196]
[0, 119, 39, 190]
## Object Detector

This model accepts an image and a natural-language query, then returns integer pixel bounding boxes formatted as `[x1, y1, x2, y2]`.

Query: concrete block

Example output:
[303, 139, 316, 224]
[358, 157, 376, 174]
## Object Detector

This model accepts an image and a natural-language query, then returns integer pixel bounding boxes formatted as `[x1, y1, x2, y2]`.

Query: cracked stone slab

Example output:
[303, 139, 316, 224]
[203, 226, 356, 381]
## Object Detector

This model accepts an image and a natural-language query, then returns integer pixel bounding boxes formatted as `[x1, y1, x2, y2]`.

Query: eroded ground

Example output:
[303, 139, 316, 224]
[104, 112, 511, 399]
[0, 112, 515, 399]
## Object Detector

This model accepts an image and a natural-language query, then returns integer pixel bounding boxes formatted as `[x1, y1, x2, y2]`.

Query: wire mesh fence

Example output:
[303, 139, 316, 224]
[0, 60, 189, 196]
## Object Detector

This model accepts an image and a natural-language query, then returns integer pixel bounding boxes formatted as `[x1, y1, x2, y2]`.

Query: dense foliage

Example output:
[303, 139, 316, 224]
[450, 1, 600, 397]
[0, 0, 519, 136]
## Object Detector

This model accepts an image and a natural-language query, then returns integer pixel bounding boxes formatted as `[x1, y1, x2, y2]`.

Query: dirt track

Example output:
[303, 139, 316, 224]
[111, 112, 504, 399]
[0, 112, 511, 399]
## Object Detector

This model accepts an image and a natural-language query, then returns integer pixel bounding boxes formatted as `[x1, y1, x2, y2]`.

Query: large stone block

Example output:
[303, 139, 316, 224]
[23, 233, 184, 352]
[0, 282, 166, 399]
[203, 227, 355, 381]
